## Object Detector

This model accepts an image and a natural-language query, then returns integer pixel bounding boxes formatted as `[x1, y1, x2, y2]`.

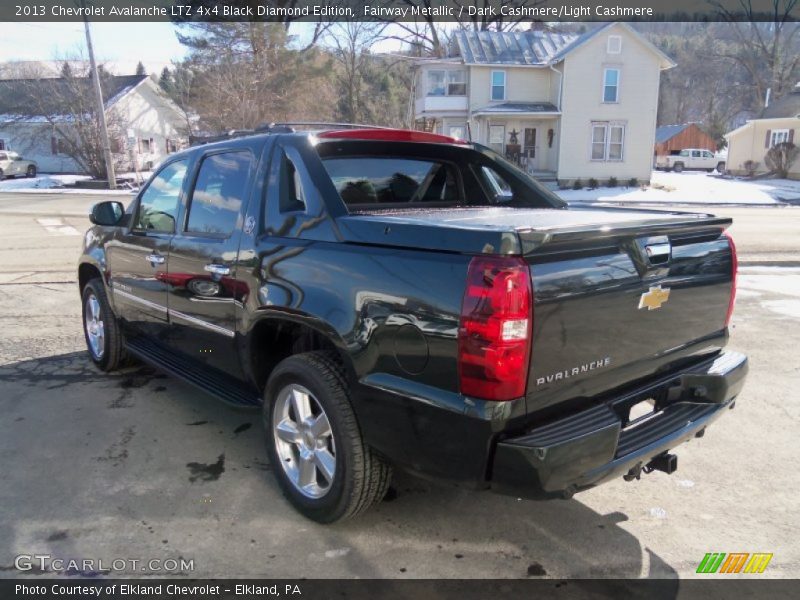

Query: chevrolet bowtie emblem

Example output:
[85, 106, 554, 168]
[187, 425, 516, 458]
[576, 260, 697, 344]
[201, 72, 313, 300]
[638, 285, 671, 310]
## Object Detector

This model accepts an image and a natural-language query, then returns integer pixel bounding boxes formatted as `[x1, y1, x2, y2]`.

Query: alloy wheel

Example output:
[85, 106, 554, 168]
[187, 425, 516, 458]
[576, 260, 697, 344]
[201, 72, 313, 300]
[272, 384, 336, 499]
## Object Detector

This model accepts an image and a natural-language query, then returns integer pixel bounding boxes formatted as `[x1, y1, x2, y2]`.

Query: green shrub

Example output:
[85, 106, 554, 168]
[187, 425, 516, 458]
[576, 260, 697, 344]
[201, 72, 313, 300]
[628, 177, 638, 188]
[607, 177, 618, 188]
[588, 178, 599, 189]
[572, 178, 583, 190]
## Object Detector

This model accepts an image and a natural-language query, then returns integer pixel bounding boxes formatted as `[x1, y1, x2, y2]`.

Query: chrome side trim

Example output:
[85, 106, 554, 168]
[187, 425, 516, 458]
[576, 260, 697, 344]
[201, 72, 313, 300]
[112, 287, 235, 338]
[170, 309, 236, 338]
[113, 288, 168, 314]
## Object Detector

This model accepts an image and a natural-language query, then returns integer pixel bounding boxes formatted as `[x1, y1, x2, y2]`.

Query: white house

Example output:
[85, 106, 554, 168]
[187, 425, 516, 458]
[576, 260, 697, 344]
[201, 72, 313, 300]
[0, 74, 187, 174]
[414, 23, 675, 184]
[725, 83, 800, 179]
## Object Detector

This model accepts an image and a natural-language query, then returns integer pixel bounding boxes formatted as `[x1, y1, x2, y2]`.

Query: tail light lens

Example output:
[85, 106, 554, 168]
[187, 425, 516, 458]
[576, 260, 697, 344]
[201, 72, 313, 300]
[458, 256, 532, 401]
[723, 230, 738, 328]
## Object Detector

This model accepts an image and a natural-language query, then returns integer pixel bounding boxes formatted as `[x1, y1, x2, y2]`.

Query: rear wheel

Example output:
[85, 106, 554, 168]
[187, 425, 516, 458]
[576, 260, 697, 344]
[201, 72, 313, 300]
[0, 168, 4, 181]
[26, 165, 36, 178]
[82, 278, 126, 371]
[263, 351, 392, 523]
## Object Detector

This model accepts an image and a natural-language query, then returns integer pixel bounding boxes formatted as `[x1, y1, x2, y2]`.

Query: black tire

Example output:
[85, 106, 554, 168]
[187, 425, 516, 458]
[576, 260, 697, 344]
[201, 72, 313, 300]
[0, 168, 4, 181]
[81, 277, 126, 371]
[673, 162, 684, 173]
[26, 165, 36, 178]
[717, 162, 726, 173]
[263, 351, 392, 523]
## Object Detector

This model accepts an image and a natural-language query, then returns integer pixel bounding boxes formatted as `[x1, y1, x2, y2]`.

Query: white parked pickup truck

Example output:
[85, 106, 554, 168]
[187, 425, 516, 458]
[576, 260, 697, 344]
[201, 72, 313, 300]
[655, 149, 726, 173]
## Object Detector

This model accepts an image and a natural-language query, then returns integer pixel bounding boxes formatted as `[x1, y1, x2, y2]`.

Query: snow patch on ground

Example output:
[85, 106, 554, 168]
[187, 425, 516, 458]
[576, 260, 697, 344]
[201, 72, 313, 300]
[738, 267, 800, 320]
[555, 171, 800, 205]
[0, 174, 136, 195]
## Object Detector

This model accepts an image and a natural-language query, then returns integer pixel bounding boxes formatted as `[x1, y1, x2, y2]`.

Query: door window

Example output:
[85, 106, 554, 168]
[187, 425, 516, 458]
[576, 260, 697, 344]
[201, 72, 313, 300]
[489, 125, 505, 154]
[186, 151, 252, 236]
[133, 159, 188, 232]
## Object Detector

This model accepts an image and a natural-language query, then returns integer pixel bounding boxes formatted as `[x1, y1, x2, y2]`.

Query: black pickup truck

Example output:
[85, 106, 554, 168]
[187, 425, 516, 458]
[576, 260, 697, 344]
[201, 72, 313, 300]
[79, 127, 747, 523]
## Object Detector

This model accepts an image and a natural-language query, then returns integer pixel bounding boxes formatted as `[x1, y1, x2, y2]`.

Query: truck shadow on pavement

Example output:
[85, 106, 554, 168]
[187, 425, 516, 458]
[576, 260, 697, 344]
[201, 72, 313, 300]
[0, 351, 678, 583]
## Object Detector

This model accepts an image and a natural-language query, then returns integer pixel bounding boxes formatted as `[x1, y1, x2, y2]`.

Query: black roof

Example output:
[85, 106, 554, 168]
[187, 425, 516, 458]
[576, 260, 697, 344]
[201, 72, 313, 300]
[761, 85, 800, 119]
[0, 74, 147, 116]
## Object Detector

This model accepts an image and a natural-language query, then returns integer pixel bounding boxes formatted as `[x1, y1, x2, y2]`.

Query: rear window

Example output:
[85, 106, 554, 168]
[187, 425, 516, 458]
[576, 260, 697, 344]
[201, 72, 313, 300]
[314, 140, 564, 212]
[322, 157, 460, 205]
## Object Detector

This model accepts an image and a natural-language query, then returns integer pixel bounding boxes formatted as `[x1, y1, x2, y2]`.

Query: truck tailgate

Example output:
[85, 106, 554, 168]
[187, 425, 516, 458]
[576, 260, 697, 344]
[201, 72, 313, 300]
[523, 210, 734, 414]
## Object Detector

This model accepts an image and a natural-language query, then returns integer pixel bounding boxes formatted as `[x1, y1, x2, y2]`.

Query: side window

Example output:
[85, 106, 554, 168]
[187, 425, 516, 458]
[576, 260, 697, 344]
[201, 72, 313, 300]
[186, 151, 251, 236]
[133, 159, 188, 232]
[692, 150, 702, 158]
[480, 166, 512, 200]
[280, 153, 307, 213]
[679, 150, 690, 157]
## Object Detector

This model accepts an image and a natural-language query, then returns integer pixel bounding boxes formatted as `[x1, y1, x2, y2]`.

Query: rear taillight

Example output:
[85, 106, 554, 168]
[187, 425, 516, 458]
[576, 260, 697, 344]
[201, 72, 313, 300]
[458, 256, 532, 401]
[724, 230, 738, 327]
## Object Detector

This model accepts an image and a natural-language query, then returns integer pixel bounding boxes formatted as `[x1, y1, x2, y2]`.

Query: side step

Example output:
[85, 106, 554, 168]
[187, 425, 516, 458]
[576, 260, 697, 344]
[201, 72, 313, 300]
[125, 336, 261, 409]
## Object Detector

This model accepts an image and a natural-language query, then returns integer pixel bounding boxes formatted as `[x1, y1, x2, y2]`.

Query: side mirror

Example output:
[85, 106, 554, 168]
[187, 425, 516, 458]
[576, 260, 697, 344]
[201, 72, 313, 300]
[89, 201, 125, 226]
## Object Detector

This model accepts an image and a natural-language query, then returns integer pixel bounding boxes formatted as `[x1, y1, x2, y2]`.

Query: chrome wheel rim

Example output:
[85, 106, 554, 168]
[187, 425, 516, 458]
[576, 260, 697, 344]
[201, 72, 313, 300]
[273, 384, 336, 499]
[84, 293, 105, 359]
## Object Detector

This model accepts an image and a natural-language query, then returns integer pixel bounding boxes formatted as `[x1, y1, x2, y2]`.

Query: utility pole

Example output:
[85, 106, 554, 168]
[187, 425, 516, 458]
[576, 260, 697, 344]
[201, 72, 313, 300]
[82, 1, 116, 189]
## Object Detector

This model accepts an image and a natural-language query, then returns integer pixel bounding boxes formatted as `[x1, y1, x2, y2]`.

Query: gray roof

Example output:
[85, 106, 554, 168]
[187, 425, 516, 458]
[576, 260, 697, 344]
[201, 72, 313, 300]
[761, 86, 800, 119]
[453, 30, 577, 65]
[474, 102, 559, 114]
[0, 74, 147, 116]
[655, 124, 690, 143]
[549, 23, 616, 62]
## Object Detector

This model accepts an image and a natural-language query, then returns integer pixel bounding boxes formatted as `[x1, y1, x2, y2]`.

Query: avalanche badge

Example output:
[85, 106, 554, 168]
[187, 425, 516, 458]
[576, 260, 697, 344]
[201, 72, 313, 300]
[638, 285, 670, 310]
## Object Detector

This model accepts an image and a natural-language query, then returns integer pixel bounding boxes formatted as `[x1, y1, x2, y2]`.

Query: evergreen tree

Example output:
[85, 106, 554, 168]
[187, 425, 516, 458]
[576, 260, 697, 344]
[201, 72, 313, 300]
[135, 61, 146, 76]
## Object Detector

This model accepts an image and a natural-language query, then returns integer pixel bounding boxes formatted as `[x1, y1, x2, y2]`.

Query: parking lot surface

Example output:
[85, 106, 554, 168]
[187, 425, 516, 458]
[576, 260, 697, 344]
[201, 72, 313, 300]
[0, 192, 798, 578]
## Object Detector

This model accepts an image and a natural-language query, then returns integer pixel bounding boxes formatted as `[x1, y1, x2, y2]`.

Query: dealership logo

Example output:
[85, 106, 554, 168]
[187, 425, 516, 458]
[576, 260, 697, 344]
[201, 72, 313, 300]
[696, 552, 773, 574]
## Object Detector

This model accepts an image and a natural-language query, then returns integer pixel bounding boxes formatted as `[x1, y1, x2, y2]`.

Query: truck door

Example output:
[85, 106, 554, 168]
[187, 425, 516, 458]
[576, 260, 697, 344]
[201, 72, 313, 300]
[164, 149, 255, 378]
[106, 158, 189, 338]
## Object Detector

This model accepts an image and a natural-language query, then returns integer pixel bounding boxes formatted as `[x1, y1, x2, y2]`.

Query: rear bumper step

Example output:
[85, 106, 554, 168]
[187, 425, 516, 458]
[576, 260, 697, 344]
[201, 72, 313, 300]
[491, 351, 747, 499]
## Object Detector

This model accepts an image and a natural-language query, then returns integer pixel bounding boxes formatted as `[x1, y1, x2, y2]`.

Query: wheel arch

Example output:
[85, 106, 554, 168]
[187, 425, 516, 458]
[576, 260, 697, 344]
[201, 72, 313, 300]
[78, 261, 103, 295]
[245, 313, 356, 395]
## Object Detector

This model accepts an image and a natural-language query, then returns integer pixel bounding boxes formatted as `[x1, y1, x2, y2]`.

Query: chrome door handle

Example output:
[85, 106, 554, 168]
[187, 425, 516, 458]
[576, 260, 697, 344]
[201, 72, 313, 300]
[146, 253, 165, 266]
[204, 264, 231, 276]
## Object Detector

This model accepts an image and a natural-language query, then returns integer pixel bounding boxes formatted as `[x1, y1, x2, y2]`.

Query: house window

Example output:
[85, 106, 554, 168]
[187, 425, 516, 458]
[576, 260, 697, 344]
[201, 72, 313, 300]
[139, 137, 154, 154]
[603, 68, 620, 103]
[51, 136, 68, 155]
[447, 125, 466, 140]
[446, 71, 466, 95]
[427, 70, 445, 96]
[166, 138, 179, 153]
[427, 70, 466, 96]
[607, 36, 622, 54]
[489, 125, 505, 154]
[770, 129, 790, 146]
[0, 139, 5, 150]
[491, 71, 506, 101]
[591, 122, 625, 161]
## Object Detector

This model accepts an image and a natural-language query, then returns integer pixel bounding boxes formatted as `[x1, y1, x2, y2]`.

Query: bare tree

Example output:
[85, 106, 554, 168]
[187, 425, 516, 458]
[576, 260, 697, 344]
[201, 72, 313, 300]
[708, 0, 800, 106]
[326, 22, 387, 123]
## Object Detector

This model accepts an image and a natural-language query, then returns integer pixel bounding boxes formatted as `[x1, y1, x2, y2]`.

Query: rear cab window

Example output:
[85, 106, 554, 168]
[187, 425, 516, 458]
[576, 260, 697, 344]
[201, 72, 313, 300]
[314, 140, 561, 212]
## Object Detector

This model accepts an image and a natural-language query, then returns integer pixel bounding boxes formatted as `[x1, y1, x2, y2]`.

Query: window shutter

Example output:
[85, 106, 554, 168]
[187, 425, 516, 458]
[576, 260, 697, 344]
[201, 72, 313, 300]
[789, 129, 795, 144]
[765, 130, 771, 148]
[51, 136, 57, 155]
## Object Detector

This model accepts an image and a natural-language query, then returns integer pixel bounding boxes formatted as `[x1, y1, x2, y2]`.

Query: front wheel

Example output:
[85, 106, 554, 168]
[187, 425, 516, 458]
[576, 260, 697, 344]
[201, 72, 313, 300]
[673, 162, 684, 173]
[717, 162, 726, 173]
[82, 278, 126, 371]
[0, 168, 4, 181]
[263, 351, 392, 523]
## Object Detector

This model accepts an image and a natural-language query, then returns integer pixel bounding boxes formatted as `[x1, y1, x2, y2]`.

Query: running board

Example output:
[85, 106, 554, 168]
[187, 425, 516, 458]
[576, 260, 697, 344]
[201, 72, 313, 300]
[125, 336, 261, 409]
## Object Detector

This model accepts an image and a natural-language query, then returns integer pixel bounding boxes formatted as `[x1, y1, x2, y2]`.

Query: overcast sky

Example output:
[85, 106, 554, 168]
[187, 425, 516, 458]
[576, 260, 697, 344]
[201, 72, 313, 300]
[0, 22, 409, 75]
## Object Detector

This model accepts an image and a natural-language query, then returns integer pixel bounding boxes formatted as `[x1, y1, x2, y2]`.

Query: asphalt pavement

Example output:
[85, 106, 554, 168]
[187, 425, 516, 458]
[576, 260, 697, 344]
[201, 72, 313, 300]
[0, 191, 798, 579]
